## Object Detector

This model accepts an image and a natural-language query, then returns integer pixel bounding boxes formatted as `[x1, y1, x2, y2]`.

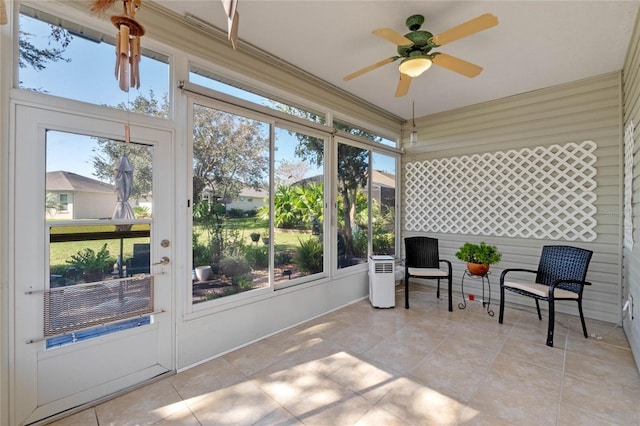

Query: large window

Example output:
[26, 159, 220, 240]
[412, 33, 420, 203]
[19, 5, 170, 116]
[191, 104, 271, 303]
[190, 65, 325, 124]
[337, 142, 369, 268]
[273, 126, 326, 285]
[371, 153, 396, 255]
[335, 142, 397, 269]
[186, 72, 399, 303]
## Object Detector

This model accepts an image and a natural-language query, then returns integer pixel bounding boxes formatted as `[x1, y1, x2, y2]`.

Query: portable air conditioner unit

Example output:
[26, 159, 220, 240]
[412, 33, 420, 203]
[369, 255, 396, 308]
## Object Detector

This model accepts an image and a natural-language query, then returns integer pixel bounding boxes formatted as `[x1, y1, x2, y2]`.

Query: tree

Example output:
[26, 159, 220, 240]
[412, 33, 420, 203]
[91, 94, 269, 211]
[192, 105, 268, 209]
[275, 159, 310, 187]
[261, 182, 324, 229]
[19, 25, 72, 71]
[91, 91, 168, 200]
[276, 105, 377, 259]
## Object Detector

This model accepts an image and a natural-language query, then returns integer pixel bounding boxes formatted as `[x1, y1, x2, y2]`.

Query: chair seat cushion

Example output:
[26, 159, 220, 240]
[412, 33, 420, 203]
[408, 267, 449, 277]
[503, 280, 578, 299]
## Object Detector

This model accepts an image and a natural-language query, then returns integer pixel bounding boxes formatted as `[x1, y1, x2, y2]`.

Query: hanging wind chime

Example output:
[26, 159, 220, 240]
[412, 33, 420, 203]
[91, 0, 145, 92]
[0, 0, 8, 25]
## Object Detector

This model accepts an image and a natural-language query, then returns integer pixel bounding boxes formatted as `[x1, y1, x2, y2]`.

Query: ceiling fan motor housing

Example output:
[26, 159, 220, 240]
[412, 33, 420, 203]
[398, 30, 433, 56]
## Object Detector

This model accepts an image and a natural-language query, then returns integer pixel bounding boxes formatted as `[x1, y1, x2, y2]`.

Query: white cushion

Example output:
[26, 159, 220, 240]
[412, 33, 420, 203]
[503, 280, 579, 299]
[408, 267, 448, 277]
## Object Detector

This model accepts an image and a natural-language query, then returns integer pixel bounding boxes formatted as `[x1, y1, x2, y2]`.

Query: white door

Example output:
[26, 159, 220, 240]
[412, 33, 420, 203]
[11, 105, 174, 425]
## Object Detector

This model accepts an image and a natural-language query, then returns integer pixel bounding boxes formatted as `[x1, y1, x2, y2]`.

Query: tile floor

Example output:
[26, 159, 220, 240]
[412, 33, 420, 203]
[50, 284, 640, 425]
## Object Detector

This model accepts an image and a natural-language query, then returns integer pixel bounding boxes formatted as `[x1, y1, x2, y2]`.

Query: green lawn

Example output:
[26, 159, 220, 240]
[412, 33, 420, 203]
[193, 218, 314, 251]
[50, 238, 149, 274]
[50, 218, 315, 273]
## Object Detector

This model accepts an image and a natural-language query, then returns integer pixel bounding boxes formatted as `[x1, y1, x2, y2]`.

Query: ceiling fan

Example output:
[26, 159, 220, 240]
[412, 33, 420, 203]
[344, 13, 498, 97]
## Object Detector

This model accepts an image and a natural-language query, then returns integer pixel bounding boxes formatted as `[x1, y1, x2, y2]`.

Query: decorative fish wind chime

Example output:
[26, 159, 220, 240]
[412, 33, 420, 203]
[91, 0, 145, 92]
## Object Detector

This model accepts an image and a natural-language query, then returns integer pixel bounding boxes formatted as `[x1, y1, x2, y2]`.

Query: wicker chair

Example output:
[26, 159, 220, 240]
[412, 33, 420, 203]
[404, 237, 453, 311]
[499, 245, 593, 347]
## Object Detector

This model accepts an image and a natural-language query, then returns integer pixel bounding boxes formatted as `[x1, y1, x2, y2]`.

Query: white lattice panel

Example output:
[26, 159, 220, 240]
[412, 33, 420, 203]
[405, 141, 598, 241]
[624, 121, 634, 250]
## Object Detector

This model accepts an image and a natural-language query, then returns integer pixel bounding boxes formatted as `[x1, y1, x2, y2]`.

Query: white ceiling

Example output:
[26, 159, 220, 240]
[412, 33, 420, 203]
[154, 0, 639, 121]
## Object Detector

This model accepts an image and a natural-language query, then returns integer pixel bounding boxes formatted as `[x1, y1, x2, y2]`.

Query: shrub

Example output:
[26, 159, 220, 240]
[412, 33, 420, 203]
[275, 250, 293, 266]
[192, 233, 211, 267]
[65, 243, 113, 274]
[133, 206, 151, 218]
[455, 242, 501, 265]
[243, 245, 268, 269]
[219, 256, 251, 277]
[232, 273, 254, 290]
[372, 232, 394, 255]
[352, 229, 368, 258]
[294, 237, 323, 274]
[226, 208, 245, 218]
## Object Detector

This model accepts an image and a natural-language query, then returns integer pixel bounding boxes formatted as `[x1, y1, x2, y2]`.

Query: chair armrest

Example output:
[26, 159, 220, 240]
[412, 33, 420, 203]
[439, 259, 452, 276]
[500, 268, 537, 283]
[551, 279, 592, 287]
[549, 279, 591, 292]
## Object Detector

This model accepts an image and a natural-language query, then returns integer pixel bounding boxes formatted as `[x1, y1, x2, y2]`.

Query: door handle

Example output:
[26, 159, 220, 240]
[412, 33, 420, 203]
[153, 256, 170, 265]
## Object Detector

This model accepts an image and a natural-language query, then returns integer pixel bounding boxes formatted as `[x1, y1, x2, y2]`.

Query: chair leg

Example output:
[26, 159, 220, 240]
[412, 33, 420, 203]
[499, 285, 505, 324]
[436, 278, 441, 299]
[577, 300, 588, 338]
[447, 275, 453, 312]
[546, 298, 555, 347]
[535, 299, 542, 320]
[405, 277, 410, 309]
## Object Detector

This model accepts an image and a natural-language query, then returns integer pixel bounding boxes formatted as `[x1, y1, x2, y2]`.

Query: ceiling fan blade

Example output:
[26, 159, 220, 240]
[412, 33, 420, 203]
[343, 57, 396, 81]
[395, 73, 412, 97]
[431, 13, 498, 46]
[372, 28, 413, 46]
[432, 53, 483, 78]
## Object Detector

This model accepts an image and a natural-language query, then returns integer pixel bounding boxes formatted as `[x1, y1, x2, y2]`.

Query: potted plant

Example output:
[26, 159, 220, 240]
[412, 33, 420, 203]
[65, 243, 113, 282]
[250, 232, 260, 243]
[455, 241, 501, 276]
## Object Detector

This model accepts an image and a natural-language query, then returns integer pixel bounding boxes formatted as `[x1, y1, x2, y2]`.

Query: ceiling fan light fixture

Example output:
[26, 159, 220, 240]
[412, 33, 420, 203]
[399, 57, 432, 78]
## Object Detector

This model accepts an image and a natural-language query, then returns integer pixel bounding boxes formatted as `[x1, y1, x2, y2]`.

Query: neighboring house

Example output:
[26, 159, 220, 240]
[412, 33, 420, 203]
[46, 171, 115, 220]
[225, 187, 267, 212]
[201, 186, 267, 213]
[369, 170, 396, 211]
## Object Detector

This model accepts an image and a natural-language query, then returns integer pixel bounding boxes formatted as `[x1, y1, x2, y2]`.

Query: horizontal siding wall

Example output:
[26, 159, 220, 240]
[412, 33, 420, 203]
[402, 72, 623, 324]
[622, 8, 640, 370]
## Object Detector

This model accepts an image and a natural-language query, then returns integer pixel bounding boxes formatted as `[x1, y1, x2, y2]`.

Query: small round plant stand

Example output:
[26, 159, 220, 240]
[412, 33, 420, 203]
[458, 269, 494, 316]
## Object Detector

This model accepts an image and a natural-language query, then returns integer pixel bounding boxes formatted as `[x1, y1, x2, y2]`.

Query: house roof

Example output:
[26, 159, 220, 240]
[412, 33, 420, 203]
[238, 187, 267, 198]
[372, 170, 395, 189]
[46, 171, 115, 193]
[293, 170, 395, 188]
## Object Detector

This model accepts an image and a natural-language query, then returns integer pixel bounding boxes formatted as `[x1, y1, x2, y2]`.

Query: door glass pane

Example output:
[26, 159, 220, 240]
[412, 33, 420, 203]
[372, 153, 396, 255]
[273, 127, 325, 284]
[46, 131, 153, 222]
[337, 143, 369, 268]
[191, 104, 270, 303]
[46, 130, 154, 347]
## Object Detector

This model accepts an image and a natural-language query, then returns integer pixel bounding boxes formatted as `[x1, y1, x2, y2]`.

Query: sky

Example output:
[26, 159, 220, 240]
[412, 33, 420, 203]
[22, 12, 395, 183]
